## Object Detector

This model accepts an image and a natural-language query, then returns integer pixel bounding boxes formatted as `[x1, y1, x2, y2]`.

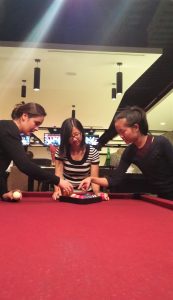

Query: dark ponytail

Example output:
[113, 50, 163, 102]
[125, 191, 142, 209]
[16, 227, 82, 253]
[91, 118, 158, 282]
[11, 102, 47, 120]
[115, 106, 148, 135]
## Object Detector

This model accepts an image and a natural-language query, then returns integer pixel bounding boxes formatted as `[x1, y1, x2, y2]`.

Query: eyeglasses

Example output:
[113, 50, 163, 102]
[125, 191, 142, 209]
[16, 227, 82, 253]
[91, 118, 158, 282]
[69, 132, 81, 139]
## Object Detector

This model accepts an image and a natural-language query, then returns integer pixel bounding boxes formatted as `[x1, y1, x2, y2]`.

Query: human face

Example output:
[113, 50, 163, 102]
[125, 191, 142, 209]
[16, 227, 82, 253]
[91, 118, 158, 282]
[19, 114, 44, 135]
[115, 118, 139, 144]
[69, 127, 82, 146]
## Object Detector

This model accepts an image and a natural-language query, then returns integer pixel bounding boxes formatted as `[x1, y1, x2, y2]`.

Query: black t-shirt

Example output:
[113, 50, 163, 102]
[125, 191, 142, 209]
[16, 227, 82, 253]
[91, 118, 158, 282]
[0, 120, 60, 195]
[107, 135, 173, 195]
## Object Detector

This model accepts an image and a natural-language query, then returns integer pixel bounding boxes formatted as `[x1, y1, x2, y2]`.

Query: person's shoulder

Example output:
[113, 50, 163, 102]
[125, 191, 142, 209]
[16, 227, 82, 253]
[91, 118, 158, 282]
[88, 144, 99, 153]
[154, 135, 170, 143]
[121, 144, 135, 160]
[0, 120, 9, 125]
[0, 121, 20, 140]
[0, 120, 13, 129]
[0, 120, 14, 125]
[153, 135, 173, 148]
[123, 143, 135, 153]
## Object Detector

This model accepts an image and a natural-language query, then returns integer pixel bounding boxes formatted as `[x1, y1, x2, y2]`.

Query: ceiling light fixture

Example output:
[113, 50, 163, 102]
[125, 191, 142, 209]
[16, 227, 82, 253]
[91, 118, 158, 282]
[21, 80, 26, 98]
[111, 83, 116, 100]
[72, 105, 76, 118]
[33, 59, 41, 91]
[116, 62, 123, 95]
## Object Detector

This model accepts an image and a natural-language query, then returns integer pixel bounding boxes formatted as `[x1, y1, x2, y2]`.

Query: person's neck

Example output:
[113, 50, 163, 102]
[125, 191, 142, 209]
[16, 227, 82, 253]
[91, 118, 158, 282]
[13, 119, 21, 131]
[135, 134, 148, 149]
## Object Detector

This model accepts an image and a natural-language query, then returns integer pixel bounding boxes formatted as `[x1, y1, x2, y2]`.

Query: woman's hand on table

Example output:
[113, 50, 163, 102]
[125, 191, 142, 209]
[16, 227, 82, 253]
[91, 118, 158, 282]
[52, 186, 74, 200]
[52, 187, 62, 200]
[2, 190, 22, 201]
[98, 192, 109, 201]
[78, 177, 92, 192]
[59, 179, 73, 196]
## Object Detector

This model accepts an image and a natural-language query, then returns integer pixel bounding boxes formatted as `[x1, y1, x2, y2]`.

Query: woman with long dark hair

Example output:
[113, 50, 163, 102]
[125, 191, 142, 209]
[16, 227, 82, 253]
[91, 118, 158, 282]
[52, 118, 100, 199]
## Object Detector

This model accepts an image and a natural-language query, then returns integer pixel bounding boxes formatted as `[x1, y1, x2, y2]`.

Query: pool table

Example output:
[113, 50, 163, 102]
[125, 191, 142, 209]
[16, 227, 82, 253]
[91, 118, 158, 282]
[0, 192, 173, 300]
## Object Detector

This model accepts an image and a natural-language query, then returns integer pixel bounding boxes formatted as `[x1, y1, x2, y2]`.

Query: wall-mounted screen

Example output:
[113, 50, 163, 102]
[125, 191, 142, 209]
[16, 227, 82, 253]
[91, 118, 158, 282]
[20, 134, 30, 146]
[85, 135, 99, 146]
[44, 133, 61, 146]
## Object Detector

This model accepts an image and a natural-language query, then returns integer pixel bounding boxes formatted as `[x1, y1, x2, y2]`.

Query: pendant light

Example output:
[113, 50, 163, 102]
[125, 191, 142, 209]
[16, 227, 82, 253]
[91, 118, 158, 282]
[33, 59, 41, 91]
[21, 80, 26, 97]
[116, 62, 123, 95]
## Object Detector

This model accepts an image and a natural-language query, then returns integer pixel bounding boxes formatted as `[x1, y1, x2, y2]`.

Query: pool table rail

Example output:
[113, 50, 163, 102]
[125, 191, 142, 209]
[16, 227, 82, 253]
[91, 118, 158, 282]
[109, 192, 173, 210]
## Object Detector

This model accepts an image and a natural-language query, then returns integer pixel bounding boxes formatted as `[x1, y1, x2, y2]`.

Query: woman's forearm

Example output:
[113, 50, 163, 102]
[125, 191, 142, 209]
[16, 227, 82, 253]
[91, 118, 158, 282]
[91, 177, 109, 187]
[91, 182, 100, 195]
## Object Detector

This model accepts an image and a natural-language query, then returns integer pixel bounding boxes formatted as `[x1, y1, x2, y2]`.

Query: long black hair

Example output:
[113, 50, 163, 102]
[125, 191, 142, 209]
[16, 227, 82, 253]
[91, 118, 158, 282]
[59, 118, 86, 156]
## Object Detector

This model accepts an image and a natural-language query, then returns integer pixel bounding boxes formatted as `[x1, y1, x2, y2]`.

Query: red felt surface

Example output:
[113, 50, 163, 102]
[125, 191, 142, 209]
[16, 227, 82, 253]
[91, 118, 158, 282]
[0, 193, 173, 300]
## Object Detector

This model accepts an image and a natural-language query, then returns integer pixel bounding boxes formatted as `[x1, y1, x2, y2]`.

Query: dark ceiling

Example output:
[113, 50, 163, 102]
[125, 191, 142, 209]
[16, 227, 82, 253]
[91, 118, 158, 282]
[0, 0, 173, 49]
[1, 0, 173, 145]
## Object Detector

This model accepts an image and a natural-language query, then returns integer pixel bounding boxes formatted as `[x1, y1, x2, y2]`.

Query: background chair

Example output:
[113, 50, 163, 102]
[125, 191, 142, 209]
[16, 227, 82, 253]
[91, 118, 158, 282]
[31, 158, 52, 191]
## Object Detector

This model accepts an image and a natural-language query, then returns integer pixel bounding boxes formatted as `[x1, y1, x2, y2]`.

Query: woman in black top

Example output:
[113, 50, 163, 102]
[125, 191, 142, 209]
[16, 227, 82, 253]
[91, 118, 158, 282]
[0, 102, 73, 200]
[79, 106, 173, 200]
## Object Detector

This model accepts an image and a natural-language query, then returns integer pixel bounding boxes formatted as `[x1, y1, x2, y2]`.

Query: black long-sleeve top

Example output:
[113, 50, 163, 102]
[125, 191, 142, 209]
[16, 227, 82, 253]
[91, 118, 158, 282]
[0, 120, 60, 194]
[107, 135, 173, 196]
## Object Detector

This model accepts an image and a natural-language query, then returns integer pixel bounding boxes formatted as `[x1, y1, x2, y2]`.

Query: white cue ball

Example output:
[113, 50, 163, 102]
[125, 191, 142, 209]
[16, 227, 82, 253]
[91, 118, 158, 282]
[12, 191, 22, 200]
